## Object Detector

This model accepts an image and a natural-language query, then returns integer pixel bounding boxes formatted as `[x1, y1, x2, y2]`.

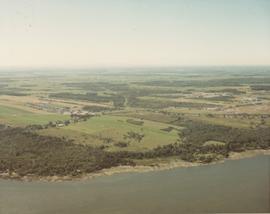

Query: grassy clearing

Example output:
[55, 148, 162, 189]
[40, 115, 180, 152]
[0, 105, 69, 126]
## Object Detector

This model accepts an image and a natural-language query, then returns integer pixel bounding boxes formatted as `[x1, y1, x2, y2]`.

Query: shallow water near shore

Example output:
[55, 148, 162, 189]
[0, 155, 269, 214]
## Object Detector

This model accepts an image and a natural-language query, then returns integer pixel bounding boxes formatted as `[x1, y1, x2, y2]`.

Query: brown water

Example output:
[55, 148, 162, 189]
[0, 155, 269, 214]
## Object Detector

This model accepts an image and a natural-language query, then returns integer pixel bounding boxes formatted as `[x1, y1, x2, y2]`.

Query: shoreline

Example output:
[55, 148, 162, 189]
[1, 149, 270, 182]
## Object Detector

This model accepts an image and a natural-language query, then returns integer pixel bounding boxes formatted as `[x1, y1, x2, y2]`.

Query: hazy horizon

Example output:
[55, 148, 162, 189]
[1, 64, 270, 69]
[1, 0, 270, 68]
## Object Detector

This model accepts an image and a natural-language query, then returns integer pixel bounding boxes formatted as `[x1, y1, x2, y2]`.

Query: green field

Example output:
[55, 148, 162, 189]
[0, 105, 69, 125]
[64, 116, 178, 150]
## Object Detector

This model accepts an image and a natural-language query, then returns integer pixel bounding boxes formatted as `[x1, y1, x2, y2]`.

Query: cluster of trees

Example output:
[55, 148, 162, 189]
[0, 127, 133, 177]
[26, 119, 74, 131]
[135, 77, 270, 88]
[160, 126, 174, 132]
[50, 92, 125, 108]
[124, 131, 145, 143]
[251, 85, 270, 91]
[0, 83, 8, 88]
[178, 120, 270, 149]
[126, 119, 144, 126]
[114, 141, 129, 148]
[0, 91, 28, 96]
[63, 82, 129, 92]
[144, 143, 228, 163]
[127, 96, 217, 109]
[112, 95, 125, 108]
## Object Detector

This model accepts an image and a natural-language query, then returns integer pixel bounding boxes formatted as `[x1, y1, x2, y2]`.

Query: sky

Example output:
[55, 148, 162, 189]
[1, 0, 270, 68]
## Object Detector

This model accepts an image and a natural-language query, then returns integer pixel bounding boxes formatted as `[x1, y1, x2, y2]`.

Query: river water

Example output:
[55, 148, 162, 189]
[0, 155, 269, 214]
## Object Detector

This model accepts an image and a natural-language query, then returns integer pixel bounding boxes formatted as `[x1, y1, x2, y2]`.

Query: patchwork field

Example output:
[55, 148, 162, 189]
[0, 67, 270, 178]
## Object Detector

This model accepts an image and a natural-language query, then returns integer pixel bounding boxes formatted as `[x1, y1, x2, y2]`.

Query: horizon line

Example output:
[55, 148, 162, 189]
[1, 64, 270, 71]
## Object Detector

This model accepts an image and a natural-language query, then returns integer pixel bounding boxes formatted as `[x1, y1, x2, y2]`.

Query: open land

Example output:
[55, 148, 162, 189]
[0, 67, 270, 180]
